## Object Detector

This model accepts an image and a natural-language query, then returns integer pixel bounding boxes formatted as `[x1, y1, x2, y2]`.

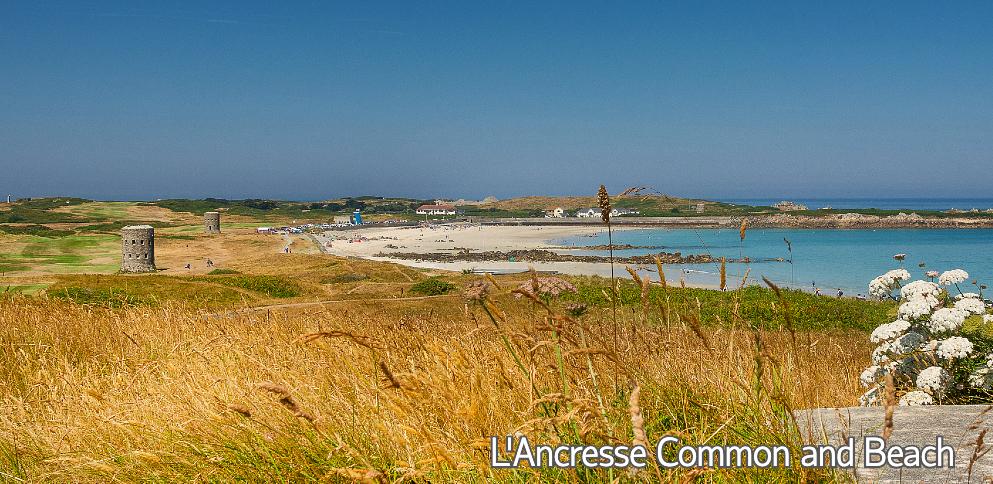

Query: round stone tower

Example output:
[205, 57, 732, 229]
[204, 211, 221, 234]
[121, 225, 156, 273]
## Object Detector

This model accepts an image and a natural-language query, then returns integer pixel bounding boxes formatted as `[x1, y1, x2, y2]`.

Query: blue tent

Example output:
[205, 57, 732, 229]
[351, 209, 363, 225]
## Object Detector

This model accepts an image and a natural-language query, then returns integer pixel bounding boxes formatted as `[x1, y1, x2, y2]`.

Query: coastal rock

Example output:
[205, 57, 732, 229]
[375, 249, 783, 265]
[749, 212, 945, 229]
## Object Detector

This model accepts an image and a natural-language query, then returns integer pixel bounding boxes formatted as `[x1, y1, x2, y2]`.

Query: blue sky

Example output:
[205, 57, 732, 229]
[2, 1, 992, 201]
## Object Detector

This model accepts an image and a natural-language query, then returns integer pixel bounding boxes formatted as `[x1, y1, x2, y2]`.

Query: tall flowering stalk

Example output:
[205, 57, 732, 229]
[861, 266, 993, 406]
[784, 238, 794, 284]
[598, 184, 614, 281]
[738, 218, 748, 261]
[597, 184, 618, 351]
[719, 257, 727, 292]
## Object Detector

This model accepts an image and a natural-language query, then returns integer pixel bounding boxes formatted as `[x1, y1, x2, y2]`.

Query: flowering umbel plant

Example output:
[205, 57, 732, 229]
[861, 268, 993, 406]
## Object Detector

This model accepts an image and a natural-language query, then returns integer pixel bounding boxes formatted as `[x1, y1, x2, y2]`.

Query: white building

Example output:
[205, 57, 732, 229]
[576, 208, 598, 218]
[416, 204, 457, 215]
[545, 207, 565, 218]
[610, 208, 640, 217]
[772, 201, 808, 212]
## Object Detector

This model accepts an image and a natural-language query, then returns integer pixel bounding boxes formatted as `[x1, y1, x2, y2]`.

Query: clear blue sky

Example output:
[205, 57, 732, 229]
[2, 1, 992, 201]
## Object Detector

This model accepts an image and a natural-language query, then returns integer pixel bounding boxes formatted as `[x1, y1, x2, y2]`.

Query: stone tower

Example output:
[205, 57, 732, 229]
[121, 225, 156, 273]
[204, 211, 221, 234]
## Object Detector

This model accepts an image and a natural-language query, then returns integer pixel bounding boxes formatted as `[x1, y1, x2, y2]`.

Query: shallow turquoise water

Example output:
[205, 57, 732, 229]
[554, 228, 993, 296]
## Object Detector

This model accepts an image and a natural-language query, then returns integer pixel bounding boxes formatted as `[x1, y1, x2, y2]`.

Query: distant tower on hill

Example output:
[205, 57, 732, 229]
[121, 225, 156, 273]
[204, 211, 221, 234]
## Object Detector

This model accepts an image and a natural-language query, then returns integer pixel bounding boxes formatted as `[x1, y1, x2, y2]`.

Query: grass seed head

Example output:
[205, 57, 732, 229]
[597, 185, 611, 224]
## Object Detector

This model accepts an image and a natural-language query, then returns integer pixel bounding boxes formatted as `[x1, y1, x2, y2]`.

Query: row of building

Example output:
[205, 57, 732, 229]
[546, 207, 642, 218]
[415, 204, 459, 215]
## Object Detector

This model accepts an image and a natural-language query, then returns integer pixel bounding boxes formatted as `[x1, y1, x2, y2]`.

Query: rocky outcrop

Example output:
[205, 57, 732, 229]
[749, 212, 991, 228]
[375, 249, 781, 265]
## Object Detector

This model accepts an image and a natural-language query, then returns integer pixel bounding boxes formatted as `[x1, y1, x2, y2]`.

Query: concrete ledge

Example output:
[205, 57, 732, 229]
[796, 405, 993, 483]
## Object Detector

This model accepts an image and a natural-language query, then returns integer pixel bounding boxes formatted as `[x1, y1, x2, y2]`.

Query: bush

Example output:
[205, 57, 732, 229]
[321, 273, 367, 284]
[48, 287, 151, 308]
[409, 277, 455, 296]
[207, 268, 241, 275]
[0, 224, 74, 237]
[197, 275, 301, 298]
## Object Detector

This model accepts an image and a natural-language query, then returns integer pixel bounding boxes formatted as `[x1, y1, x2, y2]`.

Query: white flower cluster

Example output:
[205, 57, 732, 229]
[870, 319, 910, 343]
[861, 267, 993, 406]
[925, 308, 968, 333]
[899, 391, 935, 406]
[899, 298, 939, 321]
[970, 354, 993, 390]
[869, 269, 911, 299]
[901, 280, 941, 300]
[955, 297, 988, 315]
[939, 269, 969, 286]
[915, 366, 949, 394]
[935, 336, 974, 360]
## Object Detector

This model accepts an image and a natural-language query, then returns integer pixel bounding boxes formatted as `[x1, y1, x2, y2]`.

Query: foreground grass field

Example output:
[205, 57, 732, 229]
[0, 266, 883, 482]
[0, 199, 898, 481]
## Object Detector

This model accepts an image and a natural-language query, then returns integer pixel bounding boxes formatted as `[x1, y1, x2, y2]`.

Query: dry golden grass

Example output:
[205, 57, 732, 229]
[155, 229, 293, 275]
[0, 274, 870, 481]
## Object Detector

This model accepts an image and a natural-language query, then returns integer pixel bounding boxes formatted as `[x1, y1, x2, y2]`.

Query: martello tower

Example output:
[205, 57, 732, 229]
[121, 225, 156, 273]
[204, 211, 221, 234]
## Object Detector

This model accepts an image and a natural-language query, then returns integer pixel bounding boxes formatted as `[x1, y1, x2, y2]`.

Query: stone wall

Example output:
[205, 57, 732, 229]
[121, 225, 155, 273]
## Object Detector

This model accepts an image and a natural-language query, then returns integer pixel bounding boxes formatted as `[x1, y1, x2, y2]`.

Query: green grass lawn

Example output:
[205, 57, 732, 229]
[0, 234, 119, 274]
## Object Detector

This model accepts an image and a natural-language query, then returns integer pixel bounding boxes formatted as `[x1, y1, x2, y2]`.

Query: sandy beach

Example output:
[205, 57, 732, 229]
[312, 223, 725, 288]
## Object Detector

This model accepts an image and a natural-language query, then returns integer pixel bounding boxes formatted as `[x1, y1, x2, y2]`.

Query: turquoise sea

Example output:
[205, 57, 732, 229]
[554, 228, 993, 297]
